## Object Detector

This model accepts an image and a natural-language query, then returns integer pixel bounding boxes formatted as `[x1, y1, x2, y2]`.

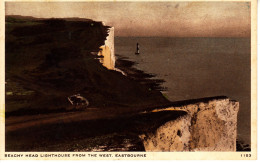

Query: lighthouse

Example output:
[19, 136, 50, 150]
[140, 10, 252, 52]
[135, 43, 140, 55]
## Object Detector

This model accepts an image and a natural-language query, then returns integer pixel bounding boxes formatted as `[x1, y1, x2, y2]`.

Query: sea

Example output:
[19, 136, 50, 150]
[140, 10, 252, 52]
[115, 37, 251, 146]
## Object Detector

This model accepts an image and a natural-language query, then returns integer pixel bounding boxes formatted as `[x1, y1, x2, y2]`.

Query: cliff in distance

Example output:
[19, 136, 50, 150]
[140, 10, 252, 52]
[5, 15, 169, 117]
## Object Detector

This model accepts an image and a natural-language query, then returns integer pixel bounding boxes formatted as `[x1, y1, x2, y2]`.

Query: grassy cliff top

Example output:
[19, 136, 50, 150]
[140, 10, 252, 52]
[5, 15, 169, 116]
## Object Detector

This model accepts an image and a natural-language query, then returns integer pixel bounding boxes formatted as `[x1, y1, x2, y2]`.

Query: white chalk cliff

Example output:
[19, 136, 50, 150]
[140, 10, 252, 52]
[98, 27, 115, 70]
[140, 98, 239, 151]
[98, 27, 126, 75]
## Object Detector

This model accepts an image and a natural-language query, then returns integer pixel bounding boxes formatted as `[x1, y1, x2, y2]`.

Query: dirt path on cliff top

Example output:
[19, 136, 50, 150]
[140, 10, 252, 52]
[6, 109, 131, 132]
[5, 106, 160, 133]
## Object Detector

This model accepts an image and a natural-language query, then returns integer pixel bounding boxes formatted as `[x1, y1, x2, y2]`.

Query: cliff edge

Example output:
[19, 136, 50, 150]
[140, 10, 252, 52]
[141, 97, 239, 151]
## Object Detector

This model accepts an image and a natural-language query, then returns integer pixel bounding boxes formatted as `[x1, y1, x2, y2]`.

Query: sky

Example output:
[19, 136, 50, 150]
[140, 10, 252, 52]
[5, 1, 251, 37]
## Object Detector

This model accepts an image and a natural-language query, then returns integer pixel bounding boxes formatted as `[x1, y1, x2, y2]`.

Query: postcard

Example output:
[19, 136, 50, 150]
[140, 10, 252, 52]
[0, 0, 257, 160]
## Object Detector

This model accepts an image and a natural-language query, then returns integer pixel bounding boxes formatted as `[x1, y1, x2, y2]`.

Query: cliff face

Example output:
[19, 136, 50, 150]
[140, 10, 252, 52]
[98, 27, 115, 70]
[140, 97, 239, 151]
